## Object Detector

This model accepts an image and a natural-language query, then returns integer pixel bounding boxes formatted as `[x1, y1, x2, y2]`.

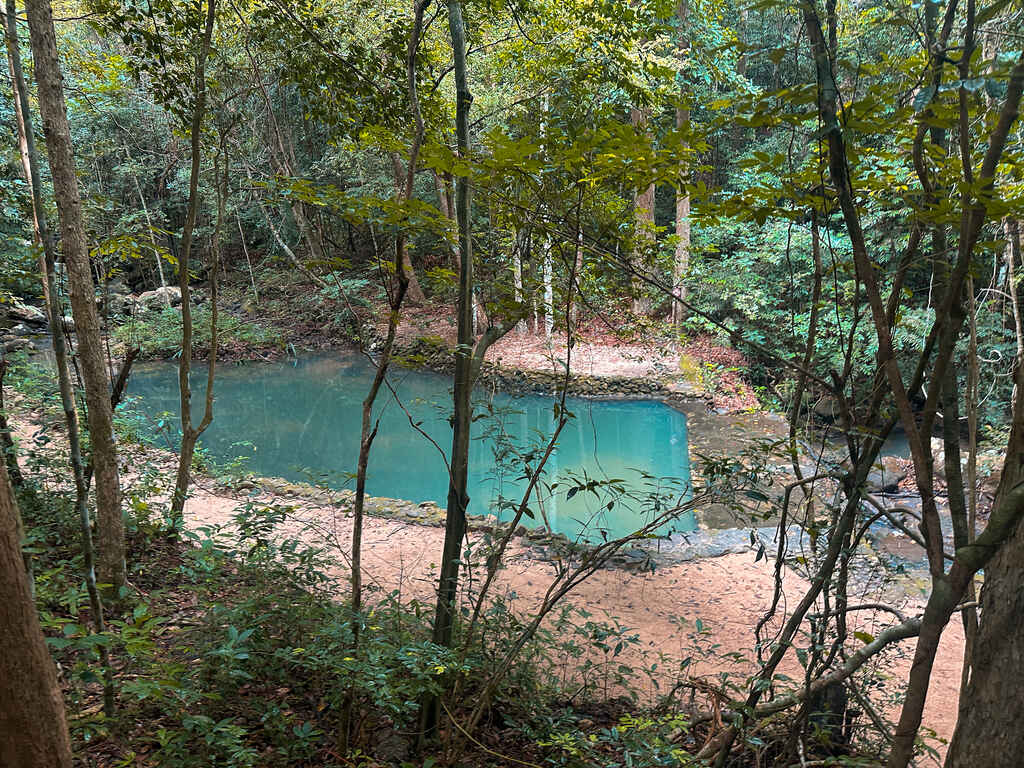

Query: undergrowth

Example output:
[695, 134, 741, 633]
[112, 306, 285, 359]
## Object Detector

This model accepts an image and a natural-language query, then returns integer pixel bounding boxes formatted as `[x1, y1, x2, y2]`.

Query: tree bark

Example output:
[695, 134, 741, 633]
[10, 1, 115, 712]
[4, 6, 45, 307]
[630, 108, 655, 316]
[672, 0, 690, 329]
[25, 0, 125, 591]
[423, 0, 475, 737]
[389, 153, 426, 303]
[946, 514, 1024, 766]
[169, 0, 217, 522]
[947, 282, 1024, 764]
[0, 461, 74, 768]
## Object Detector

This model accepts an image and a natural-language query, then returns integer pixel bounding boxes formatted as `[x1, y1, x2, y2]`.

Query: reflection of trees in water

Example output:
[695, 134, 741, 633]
[130, 354, 695, 539]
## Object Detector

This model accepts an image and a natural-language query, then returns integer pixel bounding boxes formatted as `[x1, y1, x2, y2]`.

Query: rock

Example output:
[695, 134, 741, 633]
[61, 315, 75, 332]
[930, 437, 946, 479]
[106, 278, 130, 295]
[3, 338, 33, 353]
[137, 286, 182, 310]
[106, 293, 137, 316]
[812, 395, 840, 421]
[10, 323, 32, 336]
[866, 456, 907, 494]
[7, 301, 46, 326]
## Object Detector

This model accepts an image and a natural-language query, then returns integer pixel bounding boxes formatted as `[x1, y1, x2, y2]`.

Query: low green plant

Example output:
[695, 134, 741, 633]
[112, 306, 284, 358]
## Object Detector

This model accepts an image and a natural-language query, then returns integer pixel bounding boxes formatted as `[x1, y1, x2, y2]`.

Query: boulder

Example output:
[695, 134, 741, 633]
[7, 301, 46, 326]
[10, 323, 33, 337]
[106, 293, 137, 316]
[137, 286, 182, 310]
[3, 338, 33, 353]
[106, 278, 130, 295]
[866, 455, 908, 494]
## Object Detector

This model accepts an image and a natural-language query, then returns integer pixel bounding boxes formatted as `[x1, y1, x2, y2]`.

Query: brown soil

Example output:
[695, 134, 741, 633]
[178, 475, 963, 763]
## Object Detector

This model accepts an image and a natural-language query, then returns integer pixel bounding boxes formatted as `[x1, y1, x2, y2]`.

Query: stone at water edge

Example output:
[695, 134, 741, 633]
[866, 456, 908, 494]
[137, 286, 183, 310]
[3, 338, 34, 353]
[6, 301, 47, 326]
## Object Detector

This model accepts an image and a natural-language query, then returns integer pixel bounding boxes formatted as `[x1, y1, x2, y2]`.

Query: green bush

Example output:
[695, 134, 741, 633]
[113, 306, 284, 358]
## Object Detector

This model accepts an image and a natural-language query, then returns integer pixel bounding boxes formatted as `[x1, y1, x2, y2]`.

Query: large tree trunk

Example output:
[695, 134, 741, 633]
[947, 352, 1024, 766]
[0, 462, 74, 768]
[946, 521, 1024, 767]
[26, 0, 125, 591]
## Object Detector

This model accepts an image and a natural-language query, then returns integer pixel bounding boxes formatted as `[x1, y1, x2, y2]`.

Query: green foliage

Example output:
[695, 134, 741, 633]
[112, 306, 284, 358]
[538, 713, 695, 767]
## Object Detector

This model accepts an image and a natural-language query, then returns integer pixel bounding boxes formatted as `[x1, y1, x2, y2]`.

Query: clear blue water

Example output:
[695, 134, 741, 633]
[125, 354, 694, 542]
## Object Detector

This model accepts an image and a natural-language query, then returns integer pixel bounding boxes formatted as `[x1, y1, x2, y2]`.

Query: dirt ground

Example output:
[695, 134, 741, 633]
[180, 477, 965, 764]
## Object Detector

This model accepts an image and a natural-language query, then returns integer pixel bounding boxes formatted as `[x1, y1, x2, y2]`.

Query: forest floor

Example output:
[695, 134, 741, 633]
[12, 380, 956, 765]
[203, 273, 762, 412]
[174, 473, 964, 764]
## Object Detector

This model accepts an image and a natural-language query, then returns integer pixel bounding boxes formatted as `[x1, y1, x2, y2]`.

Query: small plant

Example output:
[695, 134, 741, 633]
[112, 306, 284, 358]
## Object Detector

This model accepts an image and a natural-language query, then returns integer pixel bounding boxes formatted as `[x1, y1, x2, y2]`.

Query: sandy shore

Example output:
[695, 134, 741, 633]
[180, 476, 964, 763]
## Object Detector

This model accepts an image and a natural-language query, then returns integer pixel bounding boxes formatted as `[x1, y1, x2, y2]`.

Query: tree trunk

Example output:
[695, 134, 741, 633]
[10, 2, 115, 713]
[169, 0, 217, 522]
[948, 339, 1024, 766]
[672, 0, 690, 329]
[424, 0, 474, 736]
[543, 244, 553, 337]
[390, 153, 426, 303]
[630, 107, 655, 316]
[0, 461, 74, 768]
[25, 0, 125, 591]
[946, 518, 1024, 767]
[4, 9, 45, 307]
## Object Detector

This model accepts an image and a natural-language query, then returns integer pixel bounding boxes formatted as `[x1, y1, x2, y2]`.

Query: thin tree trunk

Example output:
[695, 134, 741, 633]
[0, 358, 22, 489]
[1005, 218, 1023, 362]
[630, 107, 655, 316]
[801, 5, 1024, 765]
[10, 1, 115, 713]
[0, 460, 73, 768]
[390, 153, 426, 303]
[237, 213, 260, 305]
[25, 0, 125, 591]
[169, 0, 217, 522]
[672, 0, 690, 329]
[957, 275, 980, 712]
[341, 0, 427, 747]
[4, 15, 46, 307]
[512, 230, 526, 334]
[433, 169, 460, 273]
[424, 0, 475, 736]
[124, 143, 169, 302]
[543, 245, 553, 338]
